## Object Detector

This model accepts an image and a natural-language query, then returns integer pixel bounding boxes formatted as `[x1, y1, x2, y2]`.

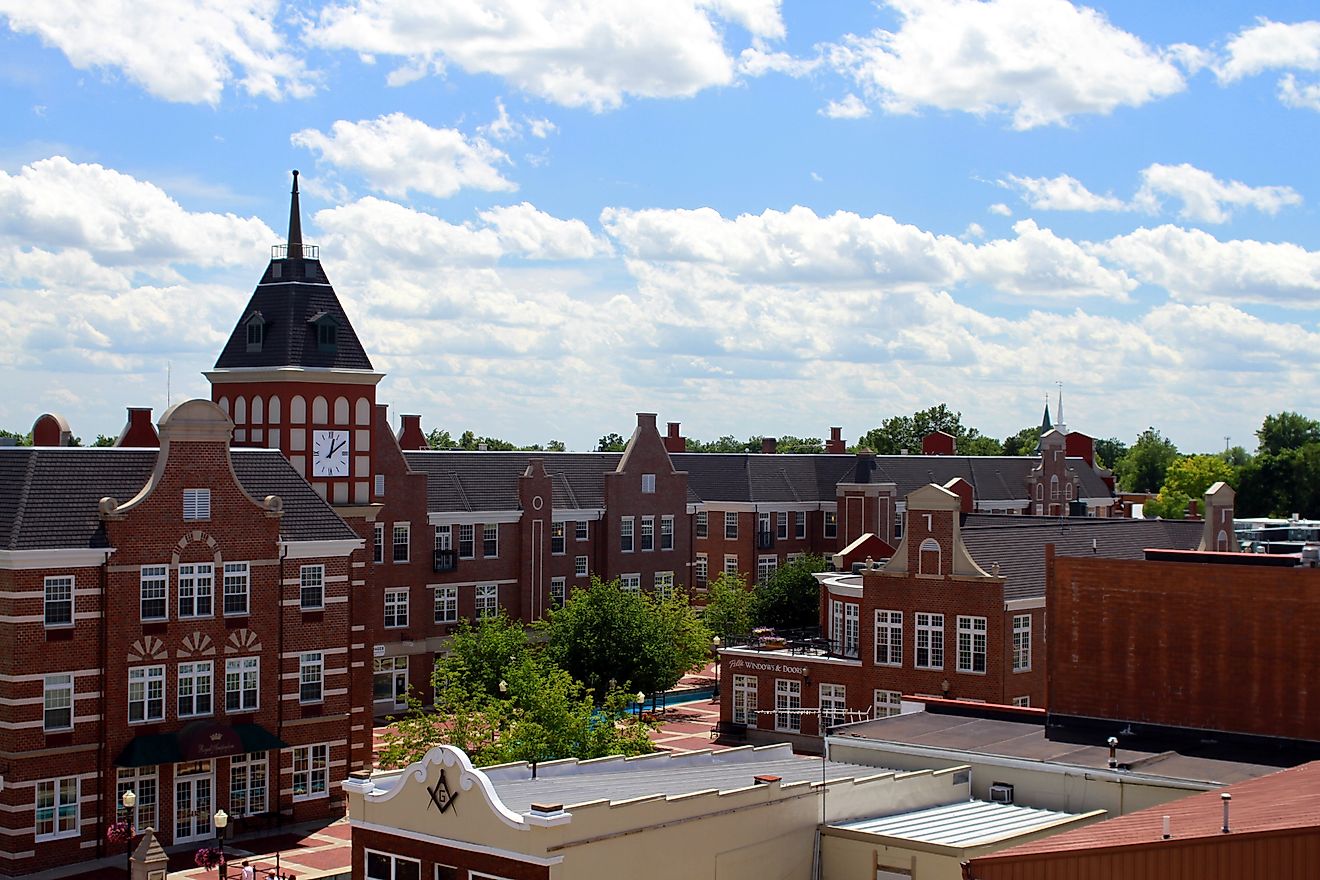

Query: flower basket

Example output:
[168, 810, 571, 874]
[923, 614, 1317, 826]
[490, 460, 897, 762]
[106, 821, 133, 845]
[194, 846, 224, 870]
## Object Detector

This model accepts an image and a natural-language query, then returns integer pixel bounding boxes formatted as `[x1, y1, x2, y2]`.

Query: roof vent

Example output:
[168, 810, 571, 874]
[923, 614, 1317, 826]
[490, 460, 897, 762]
[989, 782, 1014, 804]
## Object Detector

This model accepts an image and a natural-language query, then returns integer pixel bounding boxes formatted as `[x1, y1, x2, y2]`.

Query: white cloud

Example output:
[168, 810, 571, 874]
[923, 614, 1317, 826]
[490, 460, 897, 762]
[527, 117, 558, 139]
[820, 94, 871, 119]
[309, 0, 785, 111]
[479, 203, 613, 260]
[988, 203, 1013, 217]
[962, 222, 985, 240]
[826, 0, 1187, 129]
[291, 113, 516, 199]
[0, 0, 312, 104]
[1216, 18, 1320, 83]
[0, 157, 274, 272]
[1134, 163, 1302, 223]
[1004, 173, 1127, 212]
[1095, 225, 1320, 307]
[1280, 73, 1320, 111]
[738, 47, 819, 78]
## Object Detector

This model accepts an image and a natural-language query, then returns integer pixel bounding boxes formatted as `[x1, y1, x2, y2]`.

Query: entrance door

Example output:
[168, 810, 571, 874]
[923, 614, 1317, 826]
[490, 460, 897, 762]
[173, 761, 213, 844]
[373, 657, 409, 712]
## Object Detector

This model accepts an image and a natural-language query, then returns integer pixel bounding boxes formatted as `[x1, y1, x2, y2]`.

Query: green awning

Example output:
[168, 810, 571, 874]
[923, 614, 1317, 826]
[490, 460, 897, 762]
[115, 723, 288, 768]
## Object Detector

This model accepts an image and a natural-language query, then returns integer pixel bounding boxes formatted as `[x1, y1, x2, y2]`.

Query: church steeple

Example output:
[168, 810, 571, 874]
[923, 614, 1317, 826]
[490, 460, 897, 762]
[1035, 400, 1052, 453]
[287, 170, 303, 260]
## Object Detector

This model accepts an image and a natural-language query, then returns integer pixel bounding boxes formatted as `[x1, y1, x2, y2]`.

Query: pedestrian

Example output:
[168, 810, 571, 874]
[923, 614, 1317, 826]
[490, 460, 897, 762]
[241, 862, 254, 880]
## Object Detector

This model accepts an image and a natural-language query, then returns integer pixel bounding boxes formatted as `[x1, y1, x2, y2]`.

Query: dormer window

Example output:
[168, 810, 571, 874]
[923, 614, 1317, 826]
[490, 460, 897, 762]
[244, 312, 265, 352]
[309, 312, 338, 353]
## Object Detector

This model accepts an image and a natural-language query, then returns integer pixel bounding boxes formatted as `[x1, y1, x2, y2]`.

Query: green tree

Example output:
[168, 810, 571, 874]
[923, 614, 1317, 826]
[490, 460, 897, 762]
[1144, 454, 1236, 519]
[426, 428, 457, 449]
[0, 429, 32, 446]
[435, 613, 531, 698]
[753, 554, 826, 630]
[858, 405, 997, 455]
[1094, 437, 1129, 471]
[1114, 428, 1179, 493]
[546, 439, 566, 452]
[1237, 412, 1320, 517]
[702, 572, 754, 640]
[1220, 445, 1252, 468]
[540, 577, 710, 700]
[687, 435, 752, 453]
[1256, 411, 1320, 456]
[597, 433, 627, 452]
[1000, 426, 1042, 457]
[776, 435, 825, 454]
[92, 434, 116, 447]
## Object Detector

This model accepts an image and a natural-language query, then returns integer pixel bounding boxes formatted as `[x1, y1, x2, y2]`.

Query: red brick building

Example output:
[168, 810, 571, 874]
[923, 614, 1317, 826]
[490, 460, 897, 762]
[717, 483, 1200, 750]
[0, 401, 363, 874]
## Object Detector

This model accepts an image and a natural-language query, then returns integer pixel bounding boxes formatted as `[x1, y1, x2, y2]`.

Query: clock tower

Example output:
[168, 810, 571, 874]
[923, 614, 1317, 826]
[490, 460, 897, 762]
[207, 171, 383, 506]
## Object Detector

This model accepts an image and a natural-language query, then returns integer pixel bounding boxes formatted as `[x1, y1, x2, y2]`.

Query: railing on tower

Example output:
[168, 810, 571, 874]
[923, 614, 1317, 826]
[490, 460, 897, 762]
[271, 244, 319, 260]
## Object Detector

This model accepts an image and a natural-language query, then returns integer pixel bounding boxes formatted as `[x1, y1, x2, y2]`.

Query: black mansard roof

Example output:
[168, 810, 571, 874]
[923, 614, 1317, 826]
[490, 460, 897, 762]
[0, 447, 358, 551]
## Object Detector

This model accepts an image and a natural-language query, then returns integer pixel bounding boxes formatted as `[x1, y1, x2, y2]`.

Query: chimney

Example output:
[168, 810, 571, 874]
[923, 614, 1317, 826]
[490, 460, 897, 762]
[1186, 499, 1200, 520]
[664, 421, 686, 453]
[922, 431, 956, 456]
[31, 413, 73, 447]
[826, 426, 846, 455]
[397, 414, 428, 451]
[116, 407, 159, 448]
[761, 437, 777, 455]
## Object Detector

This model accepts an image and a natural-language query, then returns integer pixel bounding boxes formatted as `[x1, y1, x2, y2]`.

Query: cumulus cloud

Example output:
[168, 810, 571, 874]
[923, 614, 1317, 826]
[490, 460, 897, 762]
[1004, 173, 1127, 212]
[738, 47, 819, 78]
[0, 0, 312, 104]
[820, 94, 871, 119]
[988, 203, 1013, 217]
[1134, 163, 1302, 223]
[479, 203, 613, 260]
[1094, 225, 1320, 307]
[291, 113, 516, 199]
[1216, 18, 1320, 83]
[1280, 73, 1320, 111]
[826, 0, 1188, 129]
[308, 0, 786, 111]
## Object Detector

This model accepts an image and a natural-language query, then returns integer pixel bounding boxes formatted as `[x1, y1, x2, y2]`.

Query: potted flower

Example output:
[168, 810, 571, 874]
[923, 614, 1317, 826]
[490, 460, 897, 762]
[194, 846, 224, 870]
[106, 820, 133, 846]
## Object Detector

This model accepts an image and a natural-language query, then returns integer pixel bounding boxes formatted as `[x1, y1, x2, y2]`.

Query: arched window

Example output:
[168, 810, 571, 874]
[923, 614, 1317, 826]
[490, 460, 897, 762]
[217, 397, 230, 416]
[312, 396, 328, 423]
[1065, 481, 1074, 501]
[1217, 530, 1229, 552]
[919, 538, 942, 576]
[355, 397, 371, 426]
[234, 396, 247, 425]
[290, 396, 306, 424]
[1050, 475, 1060, 501]
[251, 396, 263, 425]
[1035, 483, 1043, 501]
[268, 396, 281, 423]
[334, 396, 350, 424]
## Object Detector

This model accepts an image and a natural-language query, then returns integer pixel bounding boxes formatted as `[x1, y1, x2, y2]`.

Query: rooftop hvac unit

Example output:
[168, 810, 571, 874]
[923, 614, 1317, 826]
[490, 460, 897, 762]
[989, 783, 1014, 804]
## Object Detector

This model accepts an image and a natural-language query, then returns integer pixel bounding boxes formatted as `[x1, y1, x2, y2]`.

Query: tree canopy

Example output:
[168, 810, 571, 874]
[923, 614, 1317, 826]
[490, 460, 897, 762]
[1114, 428, 1179, 493]
[1000, 426, 1040, 457]
[1237, 411, 1320, 518]
[752, 554, 827, 630]
[597, 432, 627, 452]
[858, 405, 1001, 455]
[1143, 454, 1236, 519]
[1256, 412, 1320, 456]
[702, 572, 754, 641]
[539, 577, 711, 700]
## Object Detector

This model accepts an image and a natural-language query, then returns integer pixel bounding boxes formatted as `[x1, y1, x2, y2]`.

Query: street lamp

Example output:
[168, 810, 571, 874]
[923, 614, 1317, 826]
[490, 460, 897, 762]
[636, 691, 646, 719]
[120, 790, 136, 877]
[712, 636, 722, 698]
[213, 809, 229, 879]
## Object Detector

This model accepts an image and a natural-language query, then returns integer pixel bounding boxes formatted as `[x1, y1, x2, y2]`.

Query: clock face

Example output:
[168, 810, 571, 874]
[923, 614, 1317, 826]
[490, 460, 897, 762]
[312, 429, 350, 477]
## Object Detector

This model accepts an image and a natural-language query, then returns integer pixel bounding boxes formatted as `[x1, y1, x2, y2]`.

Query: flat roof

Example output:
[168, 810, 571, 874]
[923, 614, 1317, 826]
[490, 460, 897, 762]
[833, 799, 1096, 848]
[483, 743, 893, 813]
[832, 710, 1286, 786]
[976, 760, 1320, 862]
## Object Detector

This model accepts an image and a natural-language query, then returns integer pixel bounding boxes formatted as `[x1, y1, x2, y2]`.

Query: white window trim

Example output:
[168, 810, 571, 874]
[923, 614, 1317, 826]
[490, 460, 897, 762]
[574, 555, 588, 577]
[299, 652, 324, 705]
[43, 673, 74, 732]
[128, 665, 165, 724]
[225, 656, 260, 713]
[384, 589, 409, 629]
[291, 743, 330, 801]
[43, 575, 74, 629]
[177, 563, 214, 619]
[300, 564, 325, 611]
[1013, 614, 1032, 673]
[433, 586, 458, 624]
[957, 615, 988, 675]
[915, 612, 944, 671]
[393, 523, 411, 564]
[177, 661, 213, 719]
[875, 609, 902, 667]
[475, 584, 499, 619]
[620, 516, 635, 553]
[373, 522, 385, 564]
[34, 777, 79, 841]
[483, 523, 499, 558]
[139, 564, 168, 622]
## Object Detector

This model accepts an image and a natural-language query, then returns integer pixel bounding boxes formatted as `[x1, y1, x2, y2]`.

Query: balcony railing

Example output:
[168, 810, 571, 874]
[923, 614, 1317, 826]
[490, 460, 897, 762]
[271, 243, 319, 259]
[756, 530, 775, 549]
[433, 549, 458, 573]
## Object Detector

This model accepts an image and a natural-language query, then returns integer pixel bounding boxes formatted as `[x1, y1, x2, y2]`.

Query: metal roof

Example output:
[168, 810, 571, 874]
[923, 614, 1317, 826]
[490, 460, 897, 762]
[482, 743, 891, 814]
[834, 799, 1088, 848]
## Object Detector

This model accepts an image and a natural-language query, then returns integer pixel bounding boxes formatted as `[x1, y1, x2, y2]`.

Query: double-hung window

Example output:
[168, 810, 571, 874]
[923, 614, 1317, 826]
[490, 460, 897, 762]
[458, 524, 474, 559]
[128, 665, 165, 723]
[365, 852, 421, 880]
[177, 661, 212, 718]
[695, 511, 708, 539]
[757, 555, 778, 583]
[915, 613, 944, 670]
[694, 554, 708, 585]
[724, 554, 739, 576]
[874, 690, 902, 719]
[550, 577, 566, 609]
[1013, 614, 1032, 672]
[434, 586, 458, 624]
[300, 565, 324, 610]
[620, 573, 640, 593]
[393, 524, 410, 563]
[575, 555, 588, 577]
[575, 521, 589, 541]
[732, 675, 757, 725]
[178, 563, 213, 618]
[44, 576, 73, 628]
[475, 584, 498, 619]
[795, 511, 806, 539]
[725, 512, 738, 540]
[483, 524, 498, 557]
[373, 522, 384, 564]
[820, 683, 846, 729]
[140, 565, 168, 621]
[620, 517, 634, 552]
[230, 753, 267, 815]
[223, 562, 250, 616]
[299, 652, 324, 704]
[291, 743, 329, 800]
[640, 516, 654, 551]
[225, 657, 259, 712]
[34, 778, 78, 840]
[777, 512, 789, 540]
[875, 610, 903, 666]
[384, 590, 409, 628]
[654, 571, 675, 600]
[43, 674, 73, 731]
[957, 616, 988, 674]
[550, 522, 565, 554]
[824, 511, 837, 539]
[660, 515, 674, 550]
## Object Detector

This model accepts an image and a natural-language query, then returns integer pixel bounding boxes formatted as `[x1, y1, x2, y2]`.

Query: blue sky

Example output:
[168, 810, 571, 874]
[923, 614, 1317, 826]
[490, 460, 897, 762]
[2, 1, 1319, 452]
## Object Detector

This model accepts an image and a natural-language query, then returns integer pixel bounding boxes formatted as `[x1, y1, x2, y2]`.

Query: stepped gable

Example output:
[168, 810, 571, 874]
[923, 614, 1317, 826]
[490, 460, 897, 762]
[958, 514, 1203, 601]
[213, 170, 372, 372]
[0, 447, 356, 550]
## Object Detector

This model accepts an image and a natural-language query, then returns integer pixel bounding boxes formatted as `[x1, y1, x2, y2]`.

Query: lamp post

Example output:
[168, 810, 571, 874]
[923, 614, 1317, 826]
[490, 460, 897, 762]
[636, 691, 646, 719]
[712, 636, 722, 698]
[213, 809, 229, 879]
[120, 790, 136, 877]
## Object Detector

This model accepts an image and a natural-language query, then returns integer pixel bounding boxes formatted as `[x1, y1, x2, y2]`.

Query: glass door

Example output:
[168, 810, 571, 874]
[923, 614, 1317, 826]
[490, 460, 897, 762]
[173, 761, 213, 844]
